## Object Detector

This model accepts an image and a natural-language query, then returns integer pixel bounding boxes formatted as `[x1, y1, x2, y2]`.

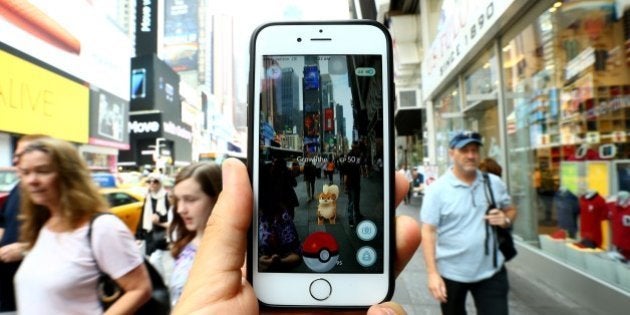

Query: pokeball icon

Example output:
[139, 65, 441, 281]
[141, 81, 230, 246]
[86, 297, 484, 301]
[302, 232, 339, 272]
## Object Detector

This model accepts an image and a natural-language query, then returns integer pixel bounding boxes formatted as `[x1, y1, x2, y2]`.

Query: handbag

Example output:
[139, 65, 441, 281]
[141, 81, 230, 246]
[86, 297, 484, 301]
[146, 228, 168, 255]
[88, 213, 171, 315]
[482, 173, 517, 264]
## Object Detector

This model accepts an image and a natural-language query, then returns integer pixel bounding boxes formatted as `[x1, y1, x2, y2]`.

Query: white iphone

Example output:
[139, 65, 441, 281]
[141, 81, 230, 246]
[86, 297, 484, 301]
[247, 21, 395, 308]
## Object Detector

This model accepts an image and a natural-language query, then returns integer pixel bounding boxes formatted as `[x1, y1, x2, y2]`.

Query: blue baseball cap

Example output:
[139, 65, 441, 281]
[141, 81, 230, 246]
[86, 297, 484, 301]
[449, 131, 483, 149]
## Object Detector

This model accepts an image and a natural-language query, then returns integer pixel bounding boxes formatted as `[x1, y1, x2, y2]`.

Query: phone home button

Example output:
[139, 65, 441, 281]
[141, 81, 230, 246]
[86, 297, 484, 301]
[309, 278, 332, 301]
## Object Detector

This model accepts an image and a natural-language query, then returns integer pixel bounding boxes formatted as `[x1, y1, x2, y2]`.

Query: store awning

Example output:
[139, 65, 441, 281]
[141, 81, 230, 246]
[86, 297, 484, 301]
[395, 109, 423, 137]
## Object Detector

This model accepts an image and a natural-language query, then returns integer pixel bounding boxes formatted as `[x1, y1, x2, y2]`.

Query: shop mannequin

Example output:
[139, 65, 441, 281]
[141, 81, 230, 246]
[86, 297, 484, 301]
[610, 191, 630, 260]
[578, 190, 608, 248]
[554, 187, 580, 238]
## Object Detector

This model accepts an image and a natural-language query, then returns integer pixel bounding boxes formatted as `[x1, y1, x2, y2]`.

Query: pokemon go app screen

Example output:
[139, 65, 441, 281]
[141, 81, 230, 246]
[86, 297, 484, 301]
[257, 54, 385, 274]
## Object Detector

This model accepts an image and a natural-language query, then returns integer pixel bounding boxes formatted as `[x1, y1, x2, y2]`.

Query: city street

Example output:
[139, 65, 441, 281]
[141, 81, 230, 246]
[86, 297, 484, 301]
[393, 197, 596, 315]
[289, 170, 386, 273]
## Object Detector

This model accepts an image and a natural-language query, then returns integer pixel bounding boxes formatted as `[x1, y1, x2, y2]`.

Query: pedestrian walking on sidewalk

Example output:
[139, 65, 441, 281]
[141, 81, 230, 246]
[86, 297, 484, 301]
[0, 134, 48, 313]
[343, 142, 363, 227]
[303, 159, 317, 202]
[14, 138, 151, 314]
[420, 131, 517, 315]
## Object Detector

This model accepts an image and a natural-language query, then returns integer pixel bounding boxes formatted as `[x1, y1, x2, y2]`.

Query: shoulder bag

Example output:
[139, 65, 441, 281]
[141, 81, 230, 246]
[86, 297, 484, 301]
[482, 173, 517, 265]
[88, 213, 171, 315]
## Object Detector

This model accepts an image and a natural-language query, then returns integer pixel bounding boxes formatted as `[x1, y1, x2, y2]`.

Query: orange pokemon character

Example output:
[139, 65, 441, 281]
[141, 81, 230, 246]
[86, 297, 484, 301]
[317, 184, 339, 225]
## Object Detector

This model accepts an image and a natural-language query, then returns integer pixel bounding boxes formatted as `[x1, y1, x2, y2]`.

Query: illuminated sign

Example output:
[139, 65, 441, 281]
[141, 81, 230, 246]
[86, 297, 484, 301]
[140, 0, 153, 32]
[135, 0, 158, 55]
[0, 49, 89, 143]
[0, 0, 132, 100]
[129, 120, 161, 134]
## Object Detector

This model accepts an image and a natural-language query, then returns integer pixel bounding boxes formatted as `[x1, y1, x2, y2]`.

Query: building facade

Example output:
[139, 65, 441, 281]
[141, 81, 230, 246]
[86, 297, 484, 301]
[420, 0, 630, 311]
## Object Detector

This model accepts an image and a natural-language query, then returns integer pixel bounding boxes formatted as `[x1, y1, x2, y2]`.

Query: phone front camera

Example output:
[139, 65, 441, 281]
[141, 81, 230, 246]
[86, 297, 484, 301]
[319, 29, 323, 33]
[297, 37, 302, 42]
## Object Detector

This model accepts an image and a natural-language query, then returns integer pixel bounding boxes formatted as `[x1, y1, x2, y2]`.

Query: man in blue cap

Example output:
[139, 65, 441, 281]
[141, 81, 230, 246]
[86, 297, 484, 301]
[420, 130, 517, 315]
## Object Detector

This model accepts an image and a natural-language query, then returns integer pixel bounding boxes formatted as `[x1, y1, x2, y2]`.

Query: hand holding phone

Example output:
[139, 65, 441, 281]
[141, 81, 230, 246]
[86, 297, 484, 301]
[171, 159, 421, 314]
[247, 21, 396, 307]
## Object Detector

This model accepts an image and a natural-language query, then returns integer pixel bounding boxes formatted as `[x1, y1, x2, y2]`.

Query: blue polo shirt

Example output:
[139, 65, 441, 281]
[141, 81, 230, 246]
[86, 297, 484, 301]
[420, 168, 511, 282]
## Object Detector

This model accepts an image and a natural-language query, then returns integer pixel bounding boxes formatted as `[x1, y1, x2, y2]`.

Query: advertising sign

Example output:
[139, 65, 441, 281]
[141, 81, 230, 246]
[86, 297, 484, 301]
[0, 0, 133, 100]
[129, 112, 162, 140]
[304, 111, 320, 137]
[0, 49, 89, 143]
[130, 54, 181, 122]
[163, 0, 199, 72]
[303, 65, 320, 90]
[88, 89, 129, 150]
[135, 0, 159, 56]
[324, 108, 335, 132]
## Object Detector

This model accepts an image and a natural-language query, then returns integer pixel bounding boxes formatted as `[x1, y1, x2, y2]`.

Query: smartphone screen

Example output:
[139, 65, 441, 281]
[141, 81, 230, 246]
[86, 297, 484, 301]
[249, 22, 393, 306]
[257, 54, 385, 274]
[131, 68, 146, 99]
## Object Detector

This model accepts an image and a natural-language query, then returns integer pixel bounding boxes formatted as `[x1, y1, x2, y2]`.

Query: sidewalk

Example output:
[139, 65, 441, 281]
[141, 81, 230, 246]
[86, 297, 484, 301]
[394, 199, 595, 315]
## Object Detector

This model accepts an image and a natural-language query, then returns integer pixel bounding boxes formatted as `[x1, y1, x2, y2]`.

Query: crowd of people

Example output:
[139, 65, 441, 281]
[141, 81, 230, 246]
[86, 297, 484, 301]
[0, 131, 515, 314]
[0, 136, 229, 314]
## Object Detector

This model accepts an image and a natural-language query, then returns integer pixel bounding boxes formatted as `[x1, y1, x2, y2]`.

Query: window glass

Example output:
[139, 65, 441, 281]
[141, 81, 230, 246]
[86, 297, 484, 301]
[432, 83, 462, 173]
[463, 49, 502, 165]
[502, 2, 630, 290]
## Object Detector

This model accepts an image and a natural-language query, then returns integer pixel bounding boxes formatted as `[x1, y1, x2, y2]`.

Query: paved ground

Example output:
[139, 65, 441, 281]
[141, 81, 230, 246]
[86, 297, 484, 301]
[393, 197, 596, 315]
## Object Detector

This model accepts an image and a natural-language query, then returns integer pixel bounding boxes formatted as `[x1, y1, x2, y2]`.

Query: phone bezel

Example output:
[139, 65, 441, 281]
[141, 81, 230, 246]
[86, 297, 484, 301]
[247, 21, 395, 307]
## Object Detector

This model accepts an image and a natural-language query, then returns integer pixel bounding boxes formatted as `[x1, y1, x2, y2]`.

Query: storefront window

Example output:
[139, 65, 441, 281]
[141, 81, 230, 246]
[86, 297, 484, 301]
[463, 49, 503, 166]
[502, 1, 630, 291]
[433, 83, 462, 173]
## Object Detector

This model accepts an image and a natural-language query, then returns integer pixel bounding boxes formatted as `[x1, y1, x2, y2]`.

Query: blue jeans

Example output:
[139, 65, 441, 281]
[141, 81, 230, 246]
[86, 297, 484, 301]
[441, 266, 509, 315]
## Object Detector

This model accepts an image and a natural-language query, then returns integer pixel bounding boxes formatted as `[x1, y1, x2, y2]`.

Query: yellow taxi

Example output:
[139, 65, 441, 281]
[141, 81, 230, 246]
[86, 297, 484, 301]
[100, 188, 145, 235]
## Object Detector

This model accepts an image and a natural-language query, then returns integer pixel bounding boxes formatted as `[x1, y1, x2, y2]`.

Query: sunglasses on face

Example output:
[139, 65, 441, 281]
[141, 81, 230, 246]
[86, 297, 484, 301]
[147, 179, 160, 184]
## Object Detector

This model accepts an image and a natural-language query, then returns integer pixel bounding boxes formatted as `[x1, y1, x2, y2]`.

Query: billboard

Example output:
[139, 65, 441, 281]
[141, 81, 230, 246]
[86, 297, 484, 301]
[304, 111, 320, 138]
[135, 0, 159, 56]
[303, 65, 320, 90]
[89, 89, 130, 149]
[163, 0, 199, 72]
[130, 54, 181, 122]
[324, 108, 335, 132]
[0, 48, 89, 143]
[0, 0, 133, 100]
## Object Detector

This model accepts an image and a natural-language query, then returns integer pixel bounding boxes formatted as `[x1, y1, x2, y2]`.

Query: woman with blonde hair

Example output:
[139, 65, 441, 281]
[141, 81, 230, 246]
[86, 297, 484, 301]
[14, 137, 151, 314]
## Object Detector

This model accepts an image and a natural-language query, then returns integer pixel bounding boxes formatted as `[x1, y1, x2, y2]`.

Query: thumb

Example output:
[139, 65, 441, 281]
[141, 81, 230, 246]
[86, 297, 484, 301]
[182, 158, 252, 296]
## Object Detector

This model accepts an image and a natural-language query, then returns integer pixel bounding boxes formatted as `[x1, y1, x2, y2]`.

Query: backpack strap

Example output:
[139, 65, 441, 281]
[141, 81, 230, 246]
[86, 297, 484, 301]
[482, 173, 499, 268]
